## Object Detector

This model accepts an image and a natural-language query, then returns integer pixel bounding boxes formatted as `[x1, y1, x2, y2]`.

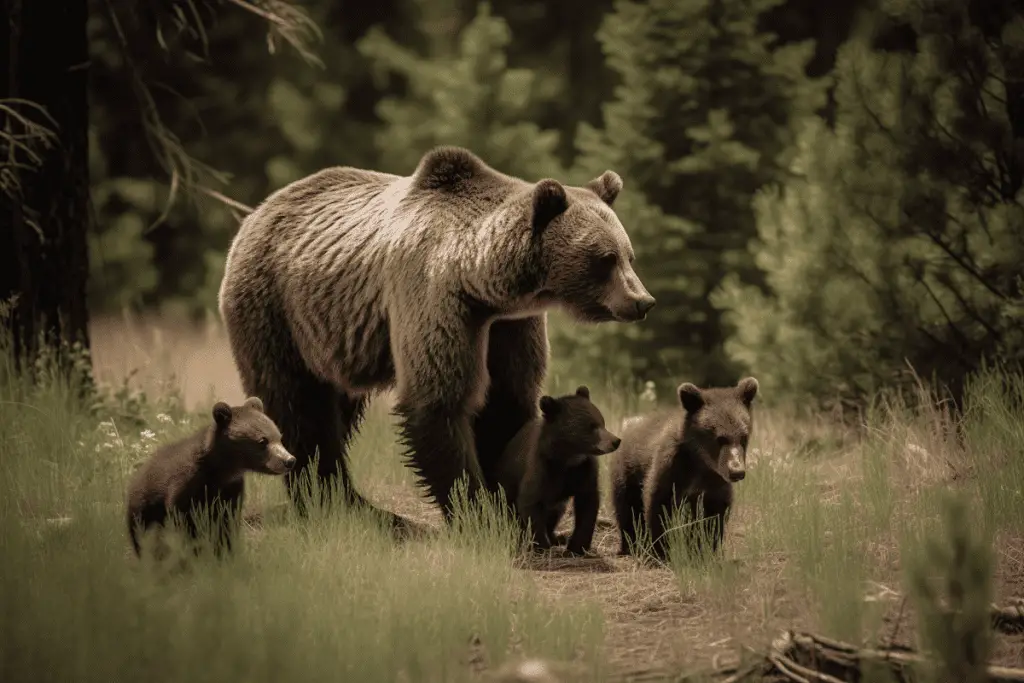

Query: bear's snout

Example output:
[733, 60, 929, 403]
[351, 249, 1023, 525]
[724, 445, 746, 482]
[267, 443, 297, 474]
[593, 430, 621, 455]
[634, 295, 656, 319]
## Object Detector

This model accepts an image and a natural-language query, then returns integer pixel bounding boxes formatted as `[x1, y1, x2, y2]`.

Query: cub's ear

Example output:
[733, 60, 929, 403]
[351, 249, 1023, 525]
[532, 179, 569, 235]
[575, 385, 590, 399]
[737, 377, 759, 406]
[677, 383, 704, 414]
[586, 170, 623, 206]
[213, 402, 233, 428]
[244, 396, 264, 412]
[539, 395, 561, 418]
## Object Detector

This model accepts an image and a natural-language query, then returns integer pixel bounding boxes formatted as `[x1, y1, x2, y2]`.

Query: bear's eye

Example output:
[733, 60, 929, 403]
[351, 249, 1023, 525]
[259, 437, 269, 446]
[716, 435, 730, 447]
[592, 252, 617, 278]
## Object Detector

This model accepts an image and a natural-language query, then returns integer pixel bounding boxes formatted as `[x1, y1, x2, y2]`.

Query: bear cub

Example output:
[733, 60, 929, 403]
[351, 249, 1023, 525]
[495, 386, 621, 555]
[126, 396, 297, 557]
[610, 377, 759, 561]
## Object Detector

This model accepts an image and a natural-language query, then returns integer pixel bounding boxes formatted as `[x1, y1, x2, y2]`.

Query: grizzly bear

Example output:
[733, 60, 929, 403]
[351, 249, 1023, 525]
[495, 385, 620, 555]
[610, 377, 759, 561]
[126, 397, 297, 557]
[217, 146, 655, 526]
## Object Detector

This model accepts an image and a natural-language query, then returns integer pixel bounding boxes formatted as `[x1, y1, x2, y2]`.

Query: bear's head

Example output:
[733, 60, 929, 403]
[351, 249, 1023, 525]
[538, 385, 621, 466]
[529, 172, 656, 324]
[211, 397, 297, 475]
[676, 377, 759, 483]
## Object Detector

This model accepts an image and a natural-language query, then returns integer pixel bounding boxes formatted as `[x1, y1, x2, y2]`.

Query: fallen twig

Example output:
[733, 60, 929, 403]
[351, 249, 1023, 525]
[769, 630, 1024, 683]
[991, 601, 1024, 635]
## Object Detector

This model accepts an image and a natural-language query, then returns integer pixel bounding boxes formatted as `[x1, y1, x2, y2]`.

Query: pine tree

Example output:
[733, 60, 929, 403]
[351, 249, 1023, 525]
[572, 0, 825, 388]
[357, 1, 563, 179]
[715, 0, 1024, 409]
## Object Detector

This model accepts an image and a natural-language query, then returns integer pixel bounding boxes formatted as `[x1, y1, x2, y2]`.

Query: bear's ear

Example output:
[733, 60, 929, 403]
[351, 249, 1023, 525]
[539, 395, 561, 418]
[244, 396, 264, 412]
[737, 377, 759, 406]
[412, 146, 483, 191]
[531, 179, 569, 235]
[586, 170, 623, 206]
[575, 385, 590, 399]
[677, 383, 704, 414]
[212, 402, 233, 428]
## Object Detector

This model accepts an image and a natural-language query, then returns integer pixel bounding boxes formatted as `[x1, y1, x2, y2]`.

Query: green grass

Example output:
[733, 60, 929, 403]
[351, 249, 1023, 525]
[3, 310, 1023, 681]
[0, 334, 606, 683]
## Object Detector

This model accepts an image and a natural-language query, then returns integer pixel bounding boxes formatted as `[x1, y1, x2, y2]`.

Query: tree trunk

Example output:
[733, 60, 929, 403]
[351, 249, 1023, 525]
[0, 0, 91, 370]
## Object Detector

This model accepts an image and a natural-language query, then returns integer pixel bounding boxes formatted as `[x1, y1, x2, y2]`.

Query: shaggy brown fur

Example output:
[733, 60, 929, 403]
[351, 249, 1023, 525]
[217, 146, 654, 524]
[126, 397, 296, 557]
[610, 378, 759, 561]
[495, 386, 620, 555]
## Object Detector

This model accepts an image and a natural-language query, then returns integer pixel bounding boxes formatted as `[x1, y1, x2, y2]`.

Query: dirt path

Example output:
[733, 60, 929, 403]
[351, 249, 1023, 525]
[374, 476, 1024, 681]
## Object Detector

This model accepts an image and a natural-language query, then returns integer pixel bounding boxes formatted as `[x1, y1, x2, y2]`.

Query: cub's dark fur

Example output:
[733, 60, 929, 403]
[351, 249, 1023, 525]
[495, 386, 621, 555]
[610, 377, 758, 560]
[126, 397, 297, 557]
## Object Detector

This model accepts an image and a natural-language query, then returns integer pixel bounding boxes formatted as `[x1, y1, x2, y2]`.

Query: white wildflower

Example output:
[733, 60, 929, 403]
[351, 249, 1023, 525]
[640, 380, 657, 403]
[140, 429, 156, 441]
[156, 413, 173, 424]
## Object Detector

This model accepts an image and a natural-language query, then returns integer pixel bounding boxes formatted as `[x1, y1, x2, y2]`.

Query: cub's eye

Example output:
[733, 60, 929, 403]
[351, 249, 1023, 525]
[599, 253, 618, 269]
[716, 436, 730, 447]
[259, 437, 269, 446]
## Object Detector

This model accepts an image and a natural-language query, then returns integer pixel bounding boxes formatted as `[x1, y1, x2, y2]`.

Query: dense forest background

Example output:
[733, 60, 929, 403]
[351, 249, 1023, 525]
[4, 0, 1022, 412]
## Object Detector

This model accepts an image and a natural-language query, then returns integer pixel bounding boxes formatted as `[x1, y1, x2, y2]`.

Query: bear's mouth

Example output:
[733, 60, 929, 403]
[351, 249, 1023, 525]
[573, 303, 617, 323]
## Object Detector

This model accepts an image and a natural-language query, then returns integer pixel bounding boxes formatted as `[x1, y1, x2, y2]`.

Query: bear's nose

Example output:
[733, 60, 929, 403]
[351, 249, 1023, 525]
[635, 296, 656, 316]
[283, 456, 297, 471]
[611, 437, 622, 450]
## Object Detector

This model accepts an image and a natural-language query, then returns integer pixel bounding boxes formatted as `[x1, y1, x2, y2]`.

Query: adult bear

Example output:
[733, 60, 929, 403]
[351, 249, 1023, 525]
[218, 146, 655, 526]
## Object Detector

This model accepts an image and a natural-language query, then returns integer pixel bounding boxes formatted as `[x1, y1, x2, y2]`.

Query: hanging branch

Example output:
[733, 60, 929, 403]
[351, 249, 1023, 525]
[0, 98, 60, 238]
[99, 0, 321, 231]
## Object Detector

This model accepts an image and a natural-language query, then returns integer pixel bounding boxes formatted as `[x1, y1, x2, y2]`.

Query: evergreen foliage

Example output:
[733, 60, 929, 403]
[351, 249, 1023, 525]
[716, 0, 1024, 409]
[571, 0, 826, 390]
[357, 1, 564, 179]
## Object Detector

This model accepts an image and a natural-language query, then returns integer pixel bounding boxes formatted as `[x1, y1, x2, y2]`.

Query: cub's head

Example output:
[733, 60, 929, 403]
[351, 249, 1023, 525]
[676, 377, 759, 483]
[528, 172, 655, 323]
[538, 385, 621, 466]
[211, 397, 297, 476]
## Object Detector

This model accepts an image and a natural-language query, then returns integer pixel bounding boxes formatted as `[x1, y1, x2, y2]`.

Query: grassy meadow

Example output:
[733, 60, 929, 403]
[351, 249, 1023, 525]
[1, 311, 1022, 682]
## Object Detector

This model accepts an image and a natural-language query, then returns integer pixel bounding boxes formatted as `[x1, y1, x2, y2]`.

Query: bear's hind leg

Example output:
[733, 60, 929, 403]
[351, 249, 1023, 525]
[612, 469, 643, 556]
[255, 371, 367, 518]
[546, 500, 569, 545]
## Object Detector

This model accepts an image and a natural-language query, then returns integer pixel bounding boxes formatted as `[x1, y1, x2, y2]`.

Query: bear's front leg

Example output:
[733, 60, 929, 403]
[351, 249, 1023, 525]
[566, 459, 600, 556]
[701, 488, 733, 554]
[474, 317, 548, 489]
[392, 318, 489, 521]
